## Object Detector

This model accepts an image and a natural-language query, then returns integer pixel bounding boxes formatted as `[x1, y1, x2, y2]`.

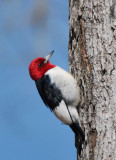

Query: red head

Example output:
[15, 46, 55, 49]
[29, 50, 56, 81]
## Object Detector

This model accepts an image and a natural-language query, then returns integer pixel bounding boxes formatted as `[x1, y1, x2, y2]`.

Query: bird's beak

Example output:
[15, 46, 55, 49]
[44, 50, 54, 63]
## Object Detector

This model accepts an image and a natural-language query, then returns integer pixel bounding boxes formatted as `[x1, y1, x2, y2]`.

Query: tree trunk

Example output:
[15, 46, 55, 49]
[68, 0, 116, 160]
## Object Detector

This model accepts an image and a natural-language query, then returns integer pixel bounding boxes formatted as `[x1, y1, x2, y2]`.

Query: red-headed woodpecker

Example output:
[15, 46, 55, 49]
[29, 51, 85, 145]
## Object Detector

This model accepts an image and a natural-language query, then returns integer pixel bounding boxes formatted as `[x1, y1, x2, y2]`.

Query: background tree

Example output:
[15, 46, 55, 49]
[69, 0, 116, 160]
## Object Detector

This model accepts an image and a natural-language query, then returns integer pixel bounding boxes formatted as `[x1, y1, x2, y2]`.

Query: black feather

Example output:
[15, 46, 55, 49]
[70, 123, 85, 156]
[69, 123, 85, 142]
[35, 75, 63, 110]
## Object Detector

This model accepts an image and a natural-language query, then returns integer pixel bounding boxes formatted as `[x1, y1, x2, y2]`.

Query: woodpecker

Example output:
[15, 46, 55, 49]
[29, 50, 85, 145]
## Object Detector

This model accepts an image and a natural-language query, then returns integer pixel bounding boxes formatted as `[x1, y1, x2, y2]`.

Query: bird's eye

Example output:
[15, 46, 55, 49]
[38, 63, 43, 67]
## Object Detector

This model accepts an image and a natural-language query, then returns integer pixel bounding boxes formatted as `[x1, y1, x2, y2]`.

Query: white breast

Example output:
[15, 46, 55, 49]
[45, 66, 80, 107]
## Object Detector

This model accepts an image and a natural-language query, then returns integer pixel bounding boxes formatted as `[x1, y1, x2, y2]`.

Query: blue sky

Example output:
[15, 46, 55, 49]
[0, 0, 77, 160]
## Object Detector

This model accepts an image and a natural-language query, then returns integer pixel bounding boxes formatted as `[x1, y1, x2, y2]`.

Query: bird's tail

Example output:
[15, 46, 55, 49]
[69, 123, 85, 156]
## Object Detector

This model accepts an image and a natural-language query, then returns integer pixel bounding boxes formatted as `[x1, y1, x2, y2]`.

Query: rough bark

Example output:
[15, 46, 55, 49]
[68, 0, 116, 160]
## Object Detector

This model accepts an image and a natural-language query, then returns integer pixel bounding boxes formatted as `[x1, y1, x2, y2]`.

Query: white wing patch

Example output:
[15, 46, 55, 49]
[53, 100, 80, 125]
[45, 66, 80, 107]
[45, 66, 80, 125]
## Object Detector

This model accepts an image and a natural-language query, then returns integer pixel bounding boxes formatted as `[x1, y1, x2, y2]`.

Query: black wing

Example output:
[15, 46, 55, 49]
[35, 75, 63, 110]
